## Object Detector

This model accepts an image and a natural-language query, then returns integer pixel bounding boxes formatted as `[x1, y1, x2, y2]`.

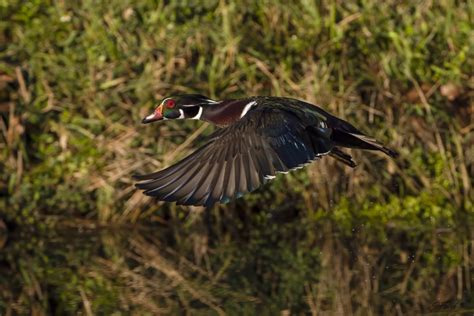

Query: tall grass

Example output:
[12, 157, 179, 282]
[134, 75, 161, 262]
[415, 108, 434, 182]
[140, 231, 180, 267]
[1, 1, 472, 223]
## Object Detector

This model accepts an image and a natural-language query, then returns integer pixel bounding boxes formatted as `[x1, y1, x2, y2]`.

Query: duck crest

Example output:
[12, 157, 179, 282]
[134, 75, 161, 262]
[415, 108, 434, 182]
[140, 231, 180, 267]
[202, 99, 257, 126]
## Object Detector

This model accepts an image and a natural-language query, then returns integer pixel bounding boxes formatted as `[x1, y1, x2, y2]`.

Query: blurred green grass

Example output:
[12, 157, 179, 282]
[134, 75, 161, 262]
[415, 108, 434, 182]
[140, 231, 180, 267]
[1, 0, 472, 224]
[0, 0, 473, 314]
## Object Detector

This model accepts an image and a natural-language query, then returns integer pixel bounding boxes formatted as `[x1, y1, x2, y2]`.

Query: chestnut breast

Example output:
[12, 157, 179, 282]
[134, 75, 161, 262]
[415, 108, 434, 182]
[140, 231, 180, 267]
[202, 99, 255, 127]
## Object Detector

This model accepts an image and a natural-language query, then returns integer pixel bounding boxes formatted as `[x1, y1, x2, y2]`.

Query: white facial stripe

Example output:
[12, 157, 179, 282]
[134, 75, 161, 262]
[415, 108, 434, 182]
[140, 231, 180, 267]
[178, 109, 185, 119]
[191, 106, 203, 120]
[162, 97, 171, 103]
[240, 101, 257, 118]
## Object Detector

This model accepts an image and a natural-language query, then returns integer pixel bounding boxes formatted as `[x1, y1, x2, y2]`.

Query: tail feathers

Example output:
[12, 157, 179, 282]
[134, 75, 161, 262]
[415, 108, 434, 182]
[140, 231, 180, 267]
[348, 133, 399, 158]
[329, 147, 357, 168]
[331, 127, 399, 158]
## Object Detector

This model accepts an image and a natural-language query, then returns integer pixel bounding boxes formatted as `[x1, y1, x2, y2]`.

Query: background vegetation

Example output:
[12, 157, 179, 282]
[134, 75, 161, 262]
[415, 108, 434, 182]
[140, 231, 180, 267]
[1, 0, 473, 314]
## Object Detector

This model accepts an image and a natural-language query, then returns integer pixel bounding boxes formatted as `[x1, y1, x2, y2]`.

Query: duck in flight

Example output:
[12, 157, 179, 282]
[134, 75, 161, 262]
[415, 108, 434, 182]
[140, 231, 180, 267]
[135, 94, 398, 207]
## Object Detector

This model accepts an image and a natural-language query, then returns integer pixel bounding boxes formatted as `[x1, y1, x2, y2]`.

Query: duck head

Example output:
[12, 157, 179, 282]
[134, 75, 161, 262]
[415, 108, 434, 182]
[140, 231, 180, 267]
[142, 94, 216, 124]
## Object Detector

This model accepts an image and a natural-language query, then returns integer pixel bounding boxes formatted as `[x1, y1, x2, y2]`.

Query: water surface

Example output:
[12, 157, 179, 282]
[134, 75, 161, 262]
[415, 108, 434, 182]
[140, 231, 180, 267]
[1, 214, 473, 315]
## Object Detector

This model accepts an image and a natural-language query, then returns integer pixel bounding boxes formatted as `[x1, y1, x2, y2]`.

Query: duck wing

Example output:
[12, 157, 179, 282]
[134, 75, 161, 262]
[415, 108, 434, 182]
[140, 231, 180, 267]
[134, 108, 333, 206]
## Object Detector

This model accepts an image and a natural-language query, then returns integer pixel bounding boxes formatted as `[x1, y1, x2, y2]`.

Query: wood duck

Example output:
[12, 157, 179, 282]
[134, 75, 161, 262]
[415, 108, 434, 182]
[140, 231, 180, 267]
[135, 94, 398, 206]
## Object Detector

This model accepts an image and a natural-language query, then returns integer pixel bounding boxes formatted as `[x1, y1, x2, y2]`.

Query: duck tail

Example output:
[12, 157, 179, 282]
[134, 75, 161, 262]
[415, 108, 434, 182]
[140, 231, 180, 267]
[330, 119, 399, 158]
[346, 132, 399, 158]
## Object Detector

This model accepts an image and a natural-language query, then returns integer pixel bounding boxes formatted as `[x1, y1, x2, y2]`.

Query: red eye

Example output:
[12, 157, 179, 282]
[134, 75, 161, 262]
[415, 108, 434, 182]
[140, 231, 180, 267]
[165, 99, 175, 108]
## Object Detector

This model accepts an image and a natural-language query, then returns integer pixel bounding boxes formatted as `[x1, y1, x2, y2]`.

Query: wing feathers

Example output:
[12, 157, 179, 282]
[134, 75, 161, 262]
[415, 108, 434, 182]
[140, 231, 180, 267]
[234, 151, 247, 196]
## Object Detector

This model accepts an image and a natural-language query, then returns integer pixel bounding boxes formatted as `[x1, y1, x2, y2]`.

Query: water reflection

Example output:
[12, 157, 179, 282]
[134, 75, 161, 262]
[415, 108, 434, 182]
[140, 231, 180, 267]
[1, 215, 473, 315]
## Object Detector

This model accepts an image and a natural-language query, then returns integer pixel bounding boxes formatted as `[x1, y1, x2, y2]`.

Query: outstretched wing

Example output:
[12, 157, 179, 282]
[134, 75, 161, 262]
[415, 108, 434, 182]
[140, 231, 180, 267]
[135, 108, 333, 206]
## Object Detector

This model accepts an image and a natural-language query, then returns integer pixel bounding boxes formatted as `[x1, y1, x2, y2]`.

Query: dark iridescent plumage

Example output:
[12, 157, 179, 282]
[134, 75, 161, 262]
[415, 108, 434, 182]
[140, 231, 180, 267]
[135, 95, 398, 206]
